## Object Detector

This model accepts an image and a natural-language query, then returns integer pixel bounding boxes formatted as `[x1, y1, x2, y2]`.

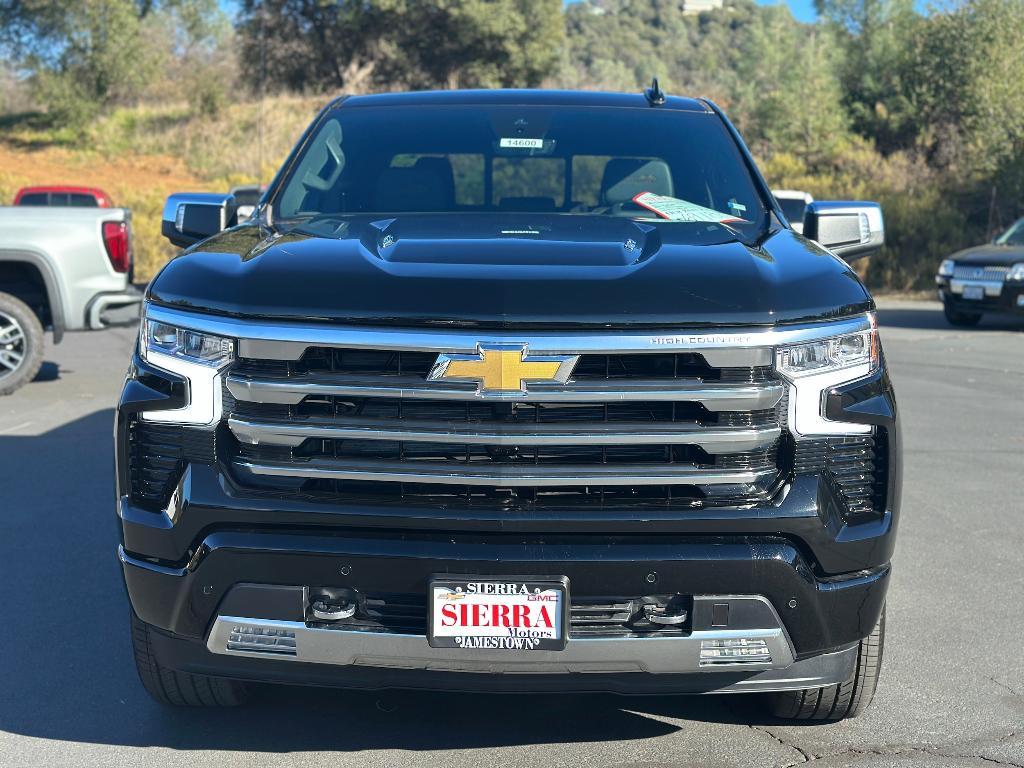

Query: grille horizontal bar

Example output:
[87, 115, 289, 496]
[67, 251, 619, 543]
[236, 457, 776, 487]
[226, 372, 784, 410]
[228, 415, 782, 453]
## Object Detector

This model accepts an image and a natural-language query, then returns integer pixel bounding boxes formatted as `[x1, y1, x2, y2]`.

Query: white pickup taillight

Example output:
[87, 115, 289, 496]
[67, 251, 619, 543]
[102, 220, 131, 273]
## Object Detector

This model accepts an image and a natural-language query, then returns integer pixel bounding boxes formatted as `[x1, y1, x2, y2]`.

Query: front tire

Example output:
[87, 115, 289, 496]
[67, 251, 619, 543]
[0, 292, 45, 395]
[130, 612, 251, 707]
[943, 302, 983, 327]
[769, 606, 885, 721]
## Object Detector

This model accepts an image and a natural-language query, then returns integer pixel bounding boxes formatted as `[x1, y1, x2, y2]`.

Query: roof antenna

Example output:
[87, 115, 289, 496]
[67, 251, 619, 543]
[644, 77, 666, 106]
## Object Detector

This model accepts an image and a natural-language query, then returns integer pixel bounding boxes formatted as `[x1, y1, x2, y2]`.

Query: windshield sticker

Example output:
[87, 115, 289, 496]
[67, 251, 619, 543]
[499, 137, 545, 149]
[728, 200, 747, 214]
[633, 192, 746, 224]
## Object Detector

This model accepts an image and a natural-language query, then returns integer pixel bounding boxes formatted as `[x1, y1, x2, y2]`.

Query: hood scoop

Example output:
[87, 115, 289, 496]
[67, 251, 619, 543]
[362, 215, 661, 267]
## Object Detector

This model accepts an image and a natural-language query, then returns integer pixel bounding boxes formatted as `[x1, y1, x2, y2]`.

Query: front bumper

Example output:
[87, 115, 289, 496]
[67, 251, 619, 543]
[85, 285, 144, 329]
[937, 279, 1024, 314]
[120, 529, 888, 693]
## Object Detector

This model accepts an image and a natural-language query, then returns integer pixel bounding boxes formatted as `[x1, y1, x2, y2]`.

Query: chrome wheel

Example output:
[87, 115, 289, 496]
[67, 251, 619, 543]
[0, 310, 27, 381]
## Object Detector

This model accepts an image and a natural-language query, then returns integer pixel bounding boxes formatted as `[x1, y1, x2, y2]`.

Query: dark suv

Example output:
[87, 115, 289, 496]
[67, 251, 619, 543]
[936, 216, 1024, 326]
[117, 88, 899, 720]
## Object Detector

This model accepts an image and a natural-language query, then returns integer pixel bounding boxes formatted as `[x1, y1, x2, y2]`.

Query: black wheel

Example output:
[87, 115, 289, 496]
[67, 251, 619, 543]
[769, 606, 885, 721]
[943, 302, 982, 327]
[0, 292, 44, 395]
[130, 612, 251, 706]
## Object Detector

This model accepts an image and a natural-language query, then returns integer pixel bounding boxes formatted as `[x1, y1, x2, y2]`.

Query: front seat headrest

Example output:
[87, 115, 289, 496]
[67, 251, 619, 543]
[374, 158, 454, 212]
[600, 158, 674, 205]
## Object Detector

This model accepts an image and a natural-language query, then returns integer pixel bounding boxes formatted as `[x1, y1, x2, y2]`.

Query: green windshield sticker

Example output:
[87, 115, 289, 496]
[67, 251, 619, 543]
[633, 191, 745, 223]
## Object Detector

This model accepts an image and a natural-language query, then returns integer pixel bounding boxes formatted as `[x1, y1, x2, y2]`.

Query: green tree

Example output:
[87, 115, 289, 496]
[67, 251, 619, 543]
[32, 0, 158, 124]
[561, 0, 850, 165]
[236, 0, 564, 93]
[906, 0, 1024, 228]
[815, 0, 920, 153]
[407, 0, 563, 89]
[0, 0, 226, 125]
[731, 5, 850, 163]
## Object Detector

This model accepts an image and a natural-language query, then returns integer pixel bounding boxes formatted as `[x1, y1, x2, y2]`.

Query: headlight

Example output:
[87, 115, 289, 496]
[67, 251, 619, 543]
[938, 259, 955, 277]
[140, 314, 234, 425]
[143, 320, 233, 366]
[776, 316, 878, 436]
[1008, 263, 1024, 281]
[777, 328, 878, 378]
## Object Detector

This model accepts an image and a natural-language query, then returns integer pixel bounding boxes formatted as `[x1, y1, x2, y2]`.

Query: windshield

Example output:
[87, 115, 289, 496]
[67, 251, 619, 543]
[272, 104, 769, 240]
[995, 218, 1024, 246]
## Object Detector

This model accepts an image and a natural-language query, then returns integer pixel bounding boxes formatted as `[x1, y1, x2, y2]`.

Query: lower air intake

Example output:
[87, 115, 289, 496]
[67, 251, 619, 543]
[793, 431, 889, 523]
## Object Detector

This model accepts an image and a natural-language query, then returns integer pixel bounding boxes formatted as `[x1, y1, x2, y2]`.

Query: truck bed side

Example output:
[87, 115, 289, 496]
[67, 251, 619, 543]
[0, 206, 138, 338]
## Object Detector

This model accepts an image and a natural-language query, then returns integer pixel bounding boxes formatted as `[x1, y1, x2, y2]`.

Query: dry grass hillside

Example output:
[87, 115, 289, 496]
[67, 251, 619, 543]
[0, 94, 328, 280]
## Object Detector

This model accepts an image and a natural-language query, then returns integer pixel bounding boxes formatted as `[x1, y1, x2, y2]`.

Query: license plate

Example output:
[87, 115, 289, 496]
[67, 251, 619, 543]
[428, 576, 568, 651]
[963, 284, 985, 300]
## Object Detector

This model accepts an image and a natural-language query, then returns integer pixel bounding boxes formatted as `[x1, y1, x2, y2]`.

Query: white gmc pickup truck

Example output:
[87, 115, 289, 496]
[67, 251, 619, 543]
[0, 206, 143, 394]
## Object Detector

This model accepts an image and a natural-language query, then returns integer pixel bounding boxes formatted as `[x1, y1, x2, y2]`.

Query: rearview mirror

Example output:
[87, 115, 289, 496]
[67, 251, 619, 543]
[161, 193, 237, 248]
[802, 201, 884, 261]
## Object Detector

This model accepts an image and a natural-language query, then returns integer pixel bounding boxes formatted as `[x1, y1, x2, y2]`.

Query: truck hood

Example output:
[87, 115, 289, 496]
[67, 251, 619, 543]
[950, 243, 1024, 267]
[148, 215, 872, 328]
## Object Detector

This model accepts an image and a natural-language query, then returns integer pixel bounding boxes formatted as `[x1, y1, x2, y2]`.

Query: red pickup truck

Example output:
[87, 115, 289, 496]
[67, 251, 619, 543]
[13, 185, 114, 208]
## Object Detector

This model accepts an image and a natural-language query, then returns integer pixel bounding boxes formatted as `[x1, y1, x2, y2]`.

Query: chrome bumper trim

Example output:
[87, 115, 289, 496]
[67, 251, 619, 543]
[86, 288, 144, 330]
[949, 278, 1004, 297]
[208, 622, 796, 676]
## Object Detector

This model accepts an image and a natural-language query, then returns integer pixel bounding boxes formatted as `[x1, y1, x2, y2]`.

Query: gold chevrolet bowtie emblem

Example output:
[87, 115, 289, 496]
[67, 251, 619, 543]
[428, 345, 578, 394]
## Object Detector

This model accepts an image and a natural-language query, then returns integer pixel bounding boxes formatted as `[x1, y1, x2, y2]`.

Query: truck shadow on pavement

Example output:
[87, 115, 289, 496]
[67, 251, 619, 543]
[0, 409, 786, 753]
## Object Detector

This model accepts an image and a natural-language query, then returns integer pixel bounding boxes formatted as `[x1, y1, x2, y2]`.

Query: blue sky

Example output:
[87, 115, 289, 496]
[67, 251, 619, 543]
[758, 0, 817, 23]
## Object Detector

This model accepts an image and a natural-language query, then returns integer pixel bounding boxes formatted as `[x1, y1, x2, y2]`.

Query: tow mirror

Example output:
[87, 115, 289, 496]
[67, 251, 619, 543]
[802, 201, 884, 261]
[161, 193, 237, 248]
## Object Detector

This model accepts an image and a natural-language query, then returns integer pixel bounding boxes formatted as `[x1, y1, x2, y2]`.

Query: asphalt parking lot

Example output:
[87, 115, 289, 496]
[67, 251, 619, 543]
[0, 299, 1021, 768]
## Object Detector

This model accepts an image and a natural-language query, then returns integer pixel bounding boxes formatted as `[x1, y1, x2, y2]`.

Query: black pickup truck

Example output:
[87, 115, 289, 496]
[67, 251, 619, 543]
[117, 88, 900, 720]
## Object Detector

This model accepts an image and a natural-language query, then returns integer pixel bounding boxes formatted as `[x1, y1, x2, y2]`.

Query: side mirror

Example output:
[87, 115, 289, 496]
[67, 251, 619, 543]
[161, 193, 237, 248]
[802, 201, 884, 261]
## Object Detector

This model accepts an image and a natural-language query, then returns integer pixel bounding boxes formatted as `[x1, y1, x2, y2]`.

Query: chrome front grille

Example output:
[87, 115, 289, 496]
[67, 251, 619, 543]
[951, 264, 1009, 282]
[223, 338, 789, 510]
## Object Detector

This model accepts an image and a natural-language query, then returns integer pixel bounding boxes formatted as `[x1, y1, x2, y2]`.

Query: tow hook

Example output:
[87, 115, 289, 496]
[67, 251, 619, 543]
[644, 604, 689, 626]
[308, 587, 359, 622]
